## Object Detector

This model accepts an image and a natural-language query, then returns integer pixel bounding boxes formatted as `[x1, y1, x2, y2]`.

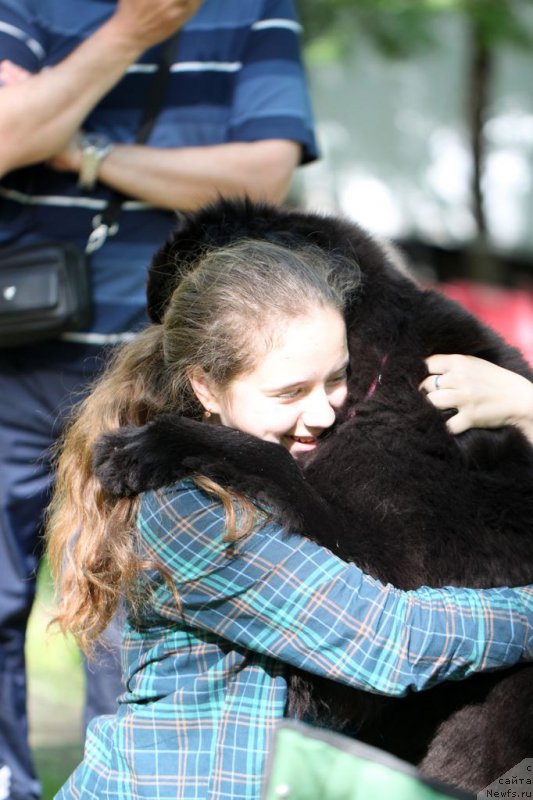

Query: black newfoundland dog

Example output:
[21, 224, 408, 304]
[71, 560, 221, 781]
[94, 198, 533, 793]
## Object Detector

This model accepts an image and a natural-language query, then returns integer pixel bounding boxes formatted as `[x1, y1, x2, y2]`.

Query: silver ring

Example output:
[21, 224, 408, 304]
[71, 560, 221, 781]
[434, 374, 442, 390]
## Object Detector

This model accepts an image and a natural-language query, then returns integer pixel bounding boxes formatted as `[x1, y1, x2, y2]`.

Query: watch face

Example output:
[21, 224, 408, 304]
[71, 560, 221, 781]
[79, 133, 113, 190]
[83, 133, 111, 151]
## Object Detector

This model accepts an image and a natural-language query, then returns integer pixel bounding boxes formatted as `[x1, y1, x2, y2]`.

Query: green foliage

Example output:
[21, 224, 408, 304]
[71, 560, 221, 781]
[27, 559, 84, 799]
[33, 746, 83, 800]
[463, 0, 533, 49]
[27, 560, 83, 697]
[298, 0, 533, 62]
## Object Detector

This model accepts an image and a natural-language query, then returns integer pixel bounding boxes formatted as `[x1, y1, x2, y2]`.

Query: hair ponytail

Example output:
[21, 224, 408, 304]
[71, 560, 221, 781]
[46, 324, 176, 652]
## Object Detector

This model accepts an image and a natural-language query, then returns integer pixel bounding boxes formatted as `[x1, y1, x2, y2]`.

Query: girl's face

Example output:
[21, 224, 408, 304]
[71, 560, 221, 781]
[193, 305, 349, 460]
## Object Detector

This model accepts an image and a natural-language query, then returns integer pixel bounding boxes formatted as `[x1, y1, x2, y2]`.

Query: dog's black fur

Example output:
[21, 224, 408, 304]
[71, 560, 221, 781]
[94, 199, 533, 793]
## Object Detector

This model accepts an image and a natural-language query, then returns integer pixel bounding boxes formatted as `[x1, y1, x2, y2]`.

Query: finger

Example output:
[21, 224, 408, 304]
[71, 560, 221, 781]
[0, 60, 31, 84]
[419, 375, 434, 394]
[445, 411, 469, 436]
[425, 354, 454, 376]
[419, 373, 449, 394]
[424, 388, 462, 411]
[425, 353, 474, 379]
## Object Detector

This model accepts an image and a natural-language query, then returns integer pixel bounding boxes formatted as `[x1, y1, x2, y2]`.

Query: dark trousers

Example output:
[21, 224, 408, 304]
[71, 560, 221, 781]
[0, 343, 123, 800]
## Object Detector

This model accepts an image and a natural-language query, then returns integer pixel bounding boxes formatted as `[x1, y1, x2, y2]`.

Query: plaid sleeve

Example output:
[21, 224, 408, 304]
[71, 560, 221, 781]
[139, 481, 533, 697]
[228, 0, 318, 163]
[0, 0, 46, 71]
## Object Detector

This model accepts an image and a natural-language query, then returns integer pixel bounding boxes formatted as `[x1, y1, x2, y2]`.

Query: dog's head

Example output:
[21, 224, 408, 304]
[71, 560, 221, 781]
[146, 197, 531, 391]
[146, 196, 411, 325]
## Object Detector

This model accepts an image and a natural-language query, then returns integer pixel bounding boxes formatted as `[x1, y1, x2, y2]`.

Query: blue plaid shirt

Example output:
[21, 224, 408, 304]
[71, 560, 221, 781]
[58, 479, 533, 799]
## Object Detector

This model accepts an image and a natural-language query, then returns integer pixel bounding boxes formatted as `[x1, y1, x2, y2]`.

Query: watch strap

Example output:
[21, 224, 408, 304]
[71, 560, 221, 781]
[78, 137, 113, 190]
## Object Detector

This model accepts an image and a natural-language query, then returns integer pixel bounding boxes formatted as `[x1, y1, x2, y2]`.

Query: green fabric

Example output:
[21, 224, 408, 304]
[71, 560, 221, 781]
[263, 722, 473, 800]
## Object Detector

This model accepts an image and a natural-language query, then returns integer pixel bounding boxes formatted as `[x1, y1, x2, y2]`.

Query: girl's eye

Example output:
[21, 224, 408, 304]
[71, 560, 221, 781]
[328, 371, 348, 386]
[277, 388, 302, 399]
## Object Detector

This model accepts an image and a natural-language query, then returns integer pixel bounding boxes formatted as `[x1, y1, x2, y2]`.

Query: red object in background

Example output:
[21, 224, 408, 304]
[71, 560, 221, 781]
[435, 280, 533, 366]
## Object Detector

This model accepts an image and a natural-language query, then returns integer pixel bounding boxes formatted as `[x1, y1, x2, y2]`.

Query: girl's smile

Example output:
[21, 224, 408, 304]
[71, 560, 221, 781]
[190, 305, 349, 460]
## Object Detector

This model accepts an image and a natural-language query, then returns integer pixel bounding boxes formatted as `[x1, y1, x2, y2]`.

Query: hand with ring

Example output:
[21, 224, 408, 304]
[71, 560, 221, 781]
[420, 354, 533, 442]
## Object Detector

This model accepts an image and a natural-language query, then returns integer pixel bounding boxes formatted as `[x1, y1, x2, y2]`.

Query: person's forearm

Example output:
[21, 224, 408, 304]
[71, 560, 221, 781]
[146, 492, 533, 697]
[91, 139, 301, 209]
[0, 0, 204, 176]
[0, 22, 143, 174]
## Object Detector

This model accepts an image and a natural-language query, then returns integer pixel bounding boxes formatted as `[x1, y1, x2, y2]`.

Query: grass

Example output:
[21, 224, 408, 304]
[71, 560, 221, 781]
[26, 560, 84, 799]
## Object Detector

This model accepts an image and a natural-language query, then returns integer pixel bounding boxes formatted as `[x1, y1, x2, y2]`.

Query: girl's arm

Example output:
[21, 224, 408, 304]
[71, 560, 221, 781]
[141, 482, 533, 698]
[421, 354, 533, 444]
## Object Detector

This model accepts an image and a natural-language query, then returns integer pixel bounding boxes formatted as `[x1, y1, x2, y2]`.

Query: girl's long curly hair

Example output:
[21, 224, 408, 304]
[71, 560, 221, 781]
[46, 238, 359, 654]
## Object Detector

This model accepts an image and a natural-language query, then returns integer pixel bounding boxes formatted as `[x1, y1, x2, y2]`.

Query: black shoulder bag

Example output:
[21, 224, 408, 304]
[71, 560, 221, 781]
[0, 33, 179, 349]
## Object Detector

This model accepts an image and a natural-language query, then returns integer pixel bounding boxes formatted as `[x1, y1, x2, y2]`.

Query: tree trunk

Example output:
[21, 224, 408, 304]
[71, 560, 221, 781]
[466, 19, 502, 282]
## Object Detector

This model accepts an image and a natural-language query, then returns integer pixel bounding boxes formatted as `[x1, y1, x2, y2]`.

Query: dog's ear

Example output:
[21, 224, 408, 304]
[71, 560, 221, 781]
[146, 213, 201, 324]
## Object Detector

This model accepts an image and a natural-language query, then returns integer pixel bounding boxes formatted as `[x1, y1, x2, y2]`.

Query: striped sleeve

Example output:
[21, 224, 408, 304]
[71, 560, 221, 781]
[228, 0, 318, 162]
[0, 0, 45, 71]
[139, 482, 533, 697]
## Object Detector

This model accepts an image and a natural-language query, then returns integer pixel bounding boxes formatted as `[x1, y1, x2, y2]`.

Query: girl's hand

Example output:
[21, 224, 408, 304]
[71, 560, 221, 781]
[420, 354, 533, 443]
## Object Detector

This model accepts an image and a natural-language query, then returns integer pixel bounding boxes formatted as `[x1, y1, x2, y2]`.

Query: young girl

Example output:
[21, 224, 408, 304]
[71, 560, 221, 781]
[48, 239, 533, 800]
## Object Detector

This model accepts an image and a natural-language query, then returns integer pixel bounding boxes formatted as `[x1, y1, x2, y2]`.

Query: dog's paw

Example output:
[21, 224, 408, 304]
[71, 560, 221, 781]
[92, 424, 178, 496]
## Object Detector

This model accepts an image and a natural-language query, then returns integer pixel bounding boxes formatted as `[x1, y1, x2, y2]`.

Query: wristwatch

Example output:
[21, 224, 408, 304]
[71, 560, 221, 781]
[78, 133, 113, 190]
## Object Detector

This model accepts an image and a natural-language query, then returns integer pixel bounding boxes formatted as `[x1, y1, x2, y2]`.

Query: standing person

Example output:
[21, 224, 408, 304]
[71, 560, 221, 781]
[47, 239, 533, 800]
[0, 2, 318, 798]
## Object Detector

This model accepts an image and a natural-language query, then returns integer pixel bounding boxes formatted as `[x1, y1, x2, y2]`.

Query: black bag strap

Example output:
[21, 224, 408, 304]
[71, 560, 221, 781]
[86, 33, 180, 254]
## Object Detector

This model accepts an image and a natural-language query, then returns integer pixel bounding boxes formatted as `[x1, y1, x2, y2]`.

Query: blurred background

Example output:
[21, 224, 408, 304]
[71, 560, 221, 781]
[294, 0, 533, 362]
[30, 1, 533, 796]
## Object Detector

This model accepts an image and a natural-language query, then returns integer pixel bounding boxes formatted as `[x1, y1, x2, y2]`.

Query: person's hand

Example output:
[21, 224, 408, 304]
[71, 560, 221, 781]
[420, 354, 533, 442]
[46, 132, 83, 173]
[0, 59, 32, 86]
[111, 0, 204, 51]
